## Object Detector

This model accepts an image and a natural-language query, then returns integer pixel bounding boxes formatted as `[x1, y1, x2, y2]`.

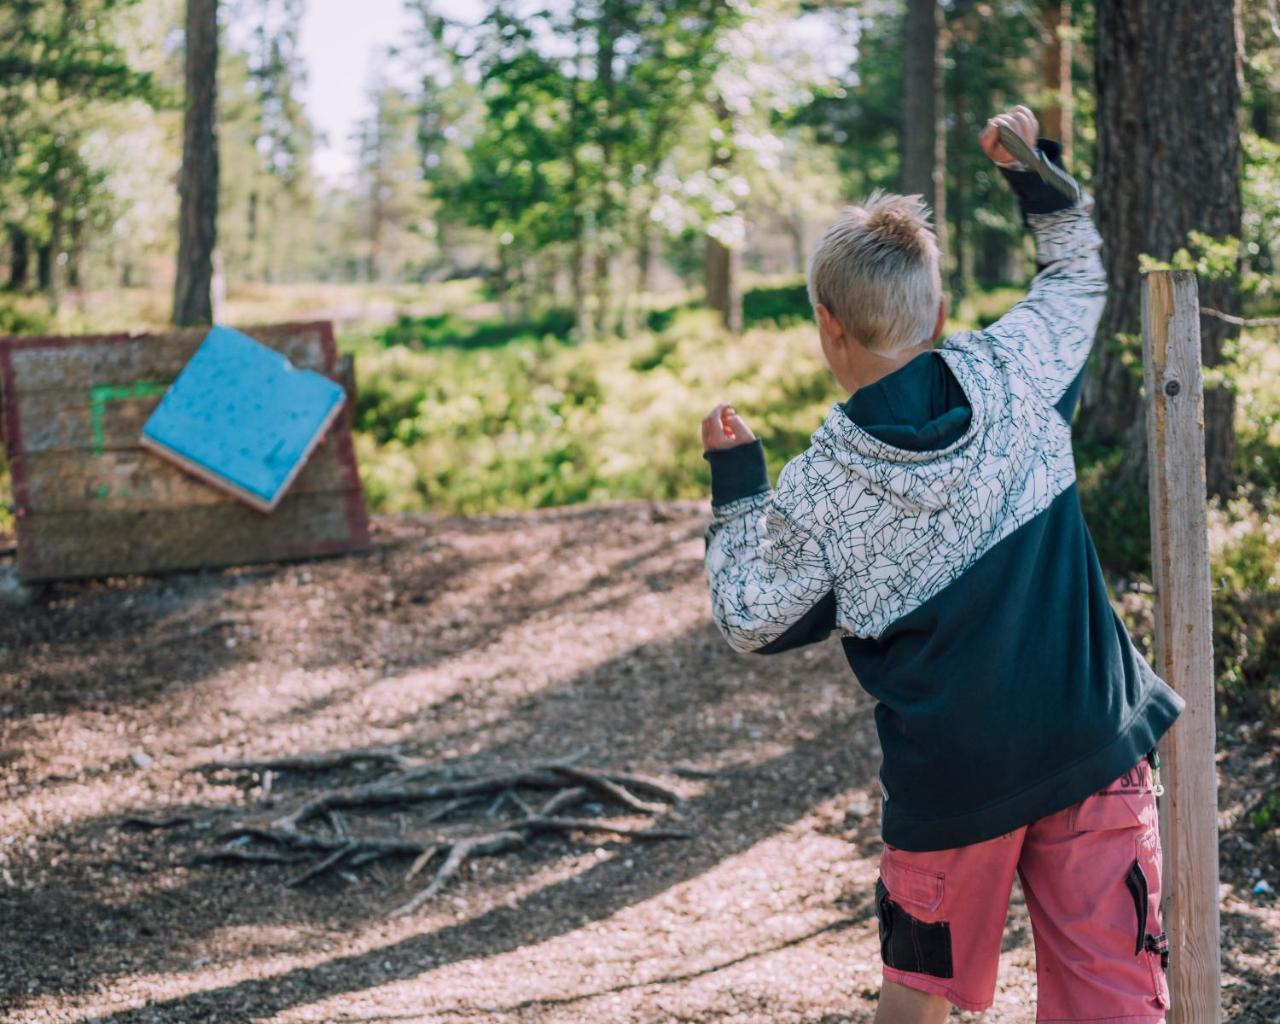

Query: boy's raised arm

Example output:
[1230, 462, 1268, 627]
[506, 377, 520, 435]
[963, 107, 1106, 423]
[701, 405, 837, 654]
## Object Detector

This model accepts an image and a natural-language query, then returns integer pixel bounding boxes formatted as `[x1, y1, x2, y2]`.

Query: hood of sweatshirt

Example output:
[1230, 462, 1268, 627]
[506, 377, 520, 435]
[807, 346, 988, 516]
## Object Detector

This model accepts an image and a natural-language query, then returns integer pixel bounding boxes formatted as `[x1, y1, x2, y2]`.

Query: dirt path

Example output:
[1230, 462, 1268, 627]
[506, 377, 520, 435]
[1, 502, 1276, 1023]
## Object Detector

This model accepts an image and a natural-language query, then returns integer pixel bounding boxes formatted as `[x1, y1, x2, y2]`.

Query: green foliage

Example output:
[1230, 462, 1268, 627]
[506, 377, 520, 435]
[1139, 232, 1243, 283]
[1210, 496, 1280, 719]
[352, 306, 831, 515]
[0, 0, 163, 270]
[742, 282, 812, 327]
[1233, 326, 1280, 491]
[1074, 442, 1152, 578]
[797, 0, 1040, 296]
[1249, 791, 1280, 832]
[377, 307, 576, 350]
[0, 295, 51, 334]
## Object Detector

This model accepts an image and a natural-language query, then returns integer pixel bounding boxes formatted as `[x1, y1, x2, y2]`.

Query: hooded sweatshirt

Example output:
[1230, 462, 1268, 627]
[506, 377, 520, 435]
[703, 143, 1185, 852]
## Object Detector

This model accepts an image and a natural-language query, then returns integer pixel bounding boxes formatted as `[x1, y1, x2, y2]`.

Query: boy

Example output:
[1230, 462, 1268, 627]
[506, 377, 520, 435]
[700, 106, 1185, 1024]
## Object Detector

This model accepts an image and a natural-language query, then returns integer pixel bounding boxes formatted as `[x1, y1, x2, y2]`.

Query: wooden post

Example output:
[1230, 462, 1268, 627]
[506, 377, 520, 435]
[1141, 269, 1221, 1024]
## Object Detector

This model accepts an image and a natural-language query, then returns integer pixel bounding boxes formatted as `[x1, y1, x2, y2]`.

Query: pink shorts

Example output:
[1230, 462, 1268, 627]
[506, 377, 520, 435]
[875, 759, 1170, 1023]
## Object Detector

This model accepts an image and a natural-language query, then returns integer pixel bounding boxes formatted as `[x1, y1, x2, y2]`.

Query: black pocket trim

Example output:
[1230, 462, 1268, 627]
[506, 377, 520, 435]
[875, 876, 954, 979]
[1124, 860, 1149, 956]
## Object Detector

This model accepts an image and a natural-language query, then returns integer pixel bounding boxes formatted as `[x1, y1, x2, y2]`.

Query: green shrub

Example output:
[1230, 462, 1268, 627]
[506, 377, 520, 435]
[0, 297, 52, 336]
[1074, 443, 1152, 578]
[352, 307, 831, 515]
[1249, 791, 1280, 832]
[742, 282, 812, 327]
[377, 308, 576, 349]
[1210, 496, 1280, 719]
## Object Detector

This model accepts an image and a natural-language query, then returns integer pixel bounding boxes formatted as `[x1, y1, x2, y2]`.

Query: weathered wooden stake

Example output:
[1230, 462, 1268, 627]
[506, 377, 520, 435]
[1141, 269, 1221, 1024]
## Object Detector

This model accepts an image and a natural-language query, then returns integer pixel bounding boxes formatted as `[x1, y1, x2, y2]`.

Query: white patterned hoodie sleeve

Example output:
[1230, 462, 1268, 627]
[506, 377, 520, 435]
[976, 201, 1105, 410]
[704, 450, 835, 654]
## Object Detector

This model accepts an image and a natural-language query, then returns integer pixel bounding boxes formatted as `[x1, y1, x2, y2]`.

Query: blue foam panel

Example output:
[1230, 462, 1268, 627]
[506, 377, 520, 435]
[139, 325, 347, 512]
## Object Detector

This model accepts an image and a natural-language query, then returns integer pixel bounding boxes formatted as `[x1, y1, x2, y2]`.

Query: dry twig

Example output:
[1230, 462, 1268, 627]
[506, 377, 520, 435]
[1200, 307, 1280, 328]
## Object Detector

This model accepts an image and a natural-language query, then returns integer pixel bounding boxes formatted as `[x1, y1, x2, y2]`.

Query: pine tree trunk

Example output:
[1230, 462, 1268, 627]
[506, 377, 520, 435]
[902, 0, 947, 269]
[704, 235, 742, 334]
[172, 0, 219, 327]
[636, 218, 653, 296]
[593, 2, 618, 337]
[703, 95, 742, 333]
[1079, 0, 1241, 496]
[66, 217, 85, 291]
[45, 206, 62, 312]
[1040, 1, 1073, 163]
[568, 1, 592, 343]
[36, 243, 52, 293]
[7, 226, 29, 290]
[950, 89, 973, 297]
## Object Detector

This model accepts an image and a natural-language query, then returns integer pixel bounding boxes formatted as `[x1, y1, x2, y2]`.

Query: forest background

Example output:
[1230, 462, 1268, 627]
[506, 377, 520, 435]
[1, 0, 1279, 731]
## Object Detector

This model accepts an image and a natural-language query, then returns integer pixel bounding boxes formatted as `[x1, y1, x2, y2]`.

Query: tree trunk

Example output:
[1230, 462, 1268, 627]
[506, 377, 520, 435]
[593, 1, 618, 337]
[7, 226, 29, 290]
[36, 243, 52, 293]
[783, 211, 806, 276]
[568, 1, 592, 343]
[66, 217, 85, 291]
[636, 217, 653, 296]
[950, 88, 973, 297]
[45, 206, 63, 312]
[247, 189, 258, 281]
[172, 0, 219, 327]
[593, 250, 611, 336]
[703, 95, 742, 333]
[704, 234, 742, 334]
[902, 0, 947, 270]
[1040, 1, 1073, 163]
[1079, 0, 1241, 497]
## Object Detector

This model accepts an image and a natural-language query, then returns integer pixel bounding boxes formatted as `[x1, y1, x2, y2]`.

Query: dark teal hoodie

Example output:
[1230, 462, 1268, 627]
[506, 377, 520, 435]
[703, 144, 1184, 851]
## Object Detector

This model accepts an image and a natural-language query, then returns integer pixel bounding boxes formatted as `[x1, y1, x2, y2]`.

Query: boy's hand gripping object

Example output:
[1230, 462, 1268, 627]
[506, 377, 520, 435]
[995, 123, 1082, 205]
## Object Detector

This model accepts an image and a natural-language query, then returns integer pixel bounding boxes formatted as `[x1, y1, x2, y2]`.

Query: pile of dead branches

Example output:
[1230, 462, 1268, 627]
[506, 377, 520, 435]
[150, 749, 691, 915]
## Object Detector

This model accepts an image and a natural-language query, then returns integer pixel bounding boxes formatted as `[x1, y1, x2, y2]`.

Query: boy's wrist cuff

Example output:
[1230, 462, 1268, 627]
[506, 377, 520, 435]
[705, 438, 770, 507]
[999, 137, 1077, 217]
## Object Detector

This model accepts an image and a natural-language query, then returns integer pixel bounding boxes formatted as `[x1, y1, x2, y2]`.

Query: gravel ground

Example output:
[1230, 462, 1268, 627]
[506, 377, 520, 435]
[1, 501, 1276, 1023]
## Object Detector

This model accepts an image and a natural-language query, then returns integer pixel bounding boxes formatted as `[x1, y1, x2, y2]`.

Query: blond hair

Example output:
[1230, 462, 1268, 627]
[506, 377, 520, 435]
[806, 190, 942, 356]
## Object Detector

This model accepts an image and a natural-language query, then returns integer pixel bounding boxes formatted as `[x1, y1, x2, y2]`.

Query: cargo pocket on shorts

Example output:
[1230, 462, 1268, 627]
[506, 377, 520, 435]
[875, 854, 953, 979]
[1070, 770, 1170, 1011]
[1130, 831, 1171, 1009]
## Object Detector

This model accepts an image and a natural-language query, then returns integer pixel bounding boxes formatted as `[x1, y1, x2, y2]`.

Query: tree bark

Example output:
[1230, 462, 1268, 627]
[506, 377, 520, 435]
[1079, 0, 1241, 496]
[704, 94, 742, 333]
[902, 0, 947, 270]
[950, 88, 973, 297]
[36, 242, 52, 293]
[568, 1, 592, 342]
[593, 2, 617, 337]
[1040, 1, 1073, 164]
[172, 0, 220, 327]
[704, 234, 741, 334]
[66, 216, 85, 291]
[44, 205, 63, 312]
[7, 226, 29, 290]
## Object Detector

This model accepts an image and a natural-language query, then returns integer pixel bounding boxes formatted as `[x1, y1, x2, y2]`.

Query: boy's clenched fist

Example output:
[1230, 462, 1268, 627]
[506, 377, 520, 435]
[979, 104, 1038, 168]
[701, 402, 756, 452]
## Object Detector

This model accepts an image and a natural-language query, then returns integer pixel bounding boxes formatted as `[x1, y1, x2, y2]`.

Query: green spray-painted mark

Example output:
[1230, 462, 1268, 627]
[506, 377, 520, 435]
[89, 380, 169, 456]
